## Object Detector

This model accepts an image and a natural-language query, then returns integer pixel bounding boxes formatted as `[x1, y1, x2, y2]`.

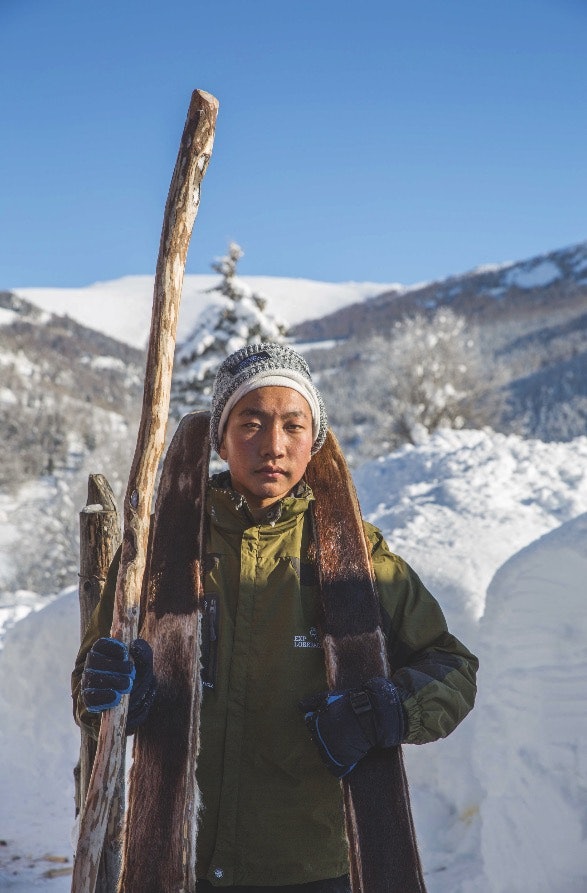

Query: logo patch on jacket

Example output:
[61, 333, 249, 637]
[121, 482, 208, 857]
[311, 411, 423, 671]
[293, 626, 322, 649]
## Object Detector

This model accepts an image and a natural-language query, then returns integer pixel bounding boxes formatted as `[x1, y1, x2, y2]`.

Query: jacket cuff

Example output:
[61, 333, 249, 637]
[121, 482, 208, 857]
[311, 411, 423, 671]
[400, 695, 423, 745]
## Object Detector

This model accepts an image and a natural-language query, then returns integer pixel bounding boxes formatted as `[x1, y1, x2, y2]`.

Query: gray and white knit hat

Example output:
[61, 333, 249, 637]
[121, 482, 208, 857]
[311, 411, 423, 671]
[211, 342, 328, 455]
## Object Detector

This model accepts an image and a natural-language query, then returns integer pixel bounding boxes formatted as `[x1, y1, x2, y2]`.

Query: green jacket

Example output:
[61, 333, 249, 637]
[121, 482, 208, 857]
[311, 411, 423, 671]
[72, 476, 478, 887]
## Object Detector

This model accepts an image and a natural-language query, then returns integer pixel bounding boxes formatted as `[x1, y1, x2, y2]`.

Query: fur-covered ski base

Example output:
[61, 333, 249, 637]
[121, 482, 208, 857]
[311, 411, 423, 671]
[306, 430, 427, 893]
[119, 412, 210, 893]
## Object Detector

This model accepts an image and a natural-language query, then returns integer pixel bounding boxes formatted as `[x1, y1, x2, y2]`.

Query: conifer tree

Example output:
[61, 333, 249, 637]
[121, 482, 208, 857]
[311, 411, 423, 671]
[171, 242, 287, 419]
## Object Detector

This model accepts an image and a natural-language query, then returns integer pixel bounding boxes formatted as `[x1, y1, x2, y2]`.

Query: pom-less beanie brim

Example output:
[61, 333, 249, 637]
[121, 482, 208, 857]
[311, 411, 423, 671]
[218, 372, 322, 445]
[210, 343, 328, 455]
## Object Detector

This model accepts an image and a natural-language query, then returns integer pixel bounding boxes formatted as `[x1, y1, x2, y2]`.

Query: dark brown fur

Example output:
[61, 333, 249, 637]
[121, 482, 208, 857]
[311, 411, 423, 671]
[306, 430, 427, 893]
[119, 412, 210, 893]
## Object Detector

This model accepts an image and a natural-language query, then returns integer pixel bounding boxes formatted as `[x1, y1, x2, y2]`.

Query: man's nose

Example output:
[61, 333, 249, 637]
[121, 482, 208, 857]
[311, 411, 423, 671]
[261, 424, 285, 457]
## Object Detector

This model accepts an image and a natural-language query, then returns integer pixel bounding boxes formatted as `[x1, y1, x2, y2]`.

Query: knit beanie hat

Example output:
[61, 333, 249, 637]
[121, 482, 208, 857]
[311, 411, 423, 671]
[211, 342, 328, 455]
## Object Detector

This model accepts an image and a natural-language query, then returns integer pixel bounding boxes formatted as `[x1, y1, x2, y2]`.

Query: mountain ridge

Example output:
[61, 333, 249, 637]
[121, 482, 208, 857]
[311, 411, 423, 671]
[13, 276, 396, 350]
[291, 239, 587, 342]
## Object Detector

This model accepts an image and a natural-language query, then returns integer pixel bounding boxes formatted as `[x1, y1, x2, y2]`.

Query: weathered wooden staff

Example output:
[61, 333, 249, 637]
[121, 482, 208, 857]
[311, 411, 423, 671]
[76, 474, 122, 893]
[71, 88, 219, 893]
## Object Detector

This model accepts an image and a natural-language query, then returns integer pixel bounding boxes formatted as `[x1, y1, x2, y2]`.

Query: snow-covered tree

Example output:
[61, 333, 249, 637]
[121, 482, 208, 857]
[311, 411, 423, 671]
[171, 242, 287, 418]
[320, 308, 503, 459]
[367, 309, 480, 444]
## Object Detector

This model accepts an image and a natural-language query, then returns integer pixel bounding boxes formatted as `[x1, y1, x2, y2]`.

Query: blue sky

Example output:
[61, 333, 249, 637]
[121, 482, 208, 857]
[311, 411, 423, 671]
[1, 0, 586, 287]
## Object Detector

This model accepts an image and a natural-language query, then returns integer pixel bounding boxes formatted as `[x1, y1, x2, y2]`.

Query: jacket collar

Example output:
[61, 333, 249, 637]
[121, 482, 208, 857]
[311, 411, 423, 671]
[207, 470, 314, 531]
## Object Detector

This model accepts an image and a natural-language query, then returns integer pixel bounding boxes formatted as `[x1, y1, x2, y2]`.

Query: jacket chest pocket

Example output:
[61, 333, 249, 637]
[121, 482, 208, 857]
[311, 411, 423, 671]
[201, 594, 220, 690]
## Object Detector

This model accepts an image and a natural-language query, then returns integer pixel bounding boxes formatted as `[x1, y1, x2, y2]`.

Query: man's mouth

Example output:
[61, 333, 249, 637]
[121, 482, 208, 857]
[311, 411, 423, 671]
[256, 466, 286, 477]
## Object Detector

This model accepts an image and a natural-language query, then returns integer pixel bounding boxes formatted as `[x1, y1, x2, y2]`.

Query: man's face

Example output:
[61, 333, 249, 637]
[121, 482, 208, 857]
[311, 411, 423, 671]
[219, 385, 314, 518]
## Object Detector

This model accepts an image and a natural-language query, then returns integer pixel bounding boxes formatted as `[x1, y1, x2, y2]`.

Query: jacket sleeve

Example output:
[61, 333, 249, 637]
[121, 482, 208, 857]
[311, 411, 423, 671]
[71, 545, 122, 740]
[366, 523, 478, 745]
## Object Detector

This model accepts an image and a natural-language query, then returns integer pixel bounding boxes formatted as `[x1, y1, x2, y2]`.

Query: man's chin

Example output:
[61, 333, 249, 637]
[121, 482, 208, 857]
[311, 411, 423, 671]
[248, 482, 292, 504]
[255, 486, 289, 502]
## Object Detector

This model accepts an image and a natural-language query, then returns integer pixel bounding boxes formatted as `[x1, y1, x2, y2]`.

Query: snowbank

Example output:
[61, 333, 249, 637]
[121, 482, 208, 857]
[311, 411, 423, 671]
[1, 427, 587, 890]
[353, 428, 587, 892]
[0, 589, 79, 889]
[354, 427, 587, 634]
[473, 513, 587, 893]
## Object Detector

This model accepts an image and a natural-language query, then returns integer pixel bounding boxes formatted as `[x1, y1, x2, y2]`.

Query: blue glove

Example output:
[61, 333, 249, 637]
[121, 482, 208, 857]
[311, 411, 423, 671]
[126, 639, 157, 734]
[300, 677, 405, 778]
[82, 637, 156, 734]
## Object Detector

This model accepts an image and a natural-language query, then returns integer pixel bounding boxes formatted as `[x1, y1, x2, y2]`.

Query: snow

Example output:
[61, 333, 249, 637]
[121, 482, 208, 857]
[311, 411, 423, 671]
[86, 355, 126, 372]
[471, 262, 514, 275]
[15, 275, 398, 350]
[0, 308, 18, 327]
[354, 429, 587, 892]
[504, 259, 561, 290]
[0, 350, 38, 377]
[0, 492, 20, 589]
[473, 514, 587, 893]
[354, 428, 587, 628]
[1, 427, 587, 890]
[0, 590, 53, 651]
[0, 589, 79, 889]
[0, 388, 18, 406]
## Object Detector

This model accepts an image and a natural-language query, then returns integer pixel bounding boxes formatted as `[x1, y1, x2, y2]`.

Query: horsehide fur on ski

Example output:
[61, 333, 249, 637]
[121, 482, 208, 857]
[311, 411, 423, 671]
[306, 431, 427, 893]
[119, 412, 210, 893]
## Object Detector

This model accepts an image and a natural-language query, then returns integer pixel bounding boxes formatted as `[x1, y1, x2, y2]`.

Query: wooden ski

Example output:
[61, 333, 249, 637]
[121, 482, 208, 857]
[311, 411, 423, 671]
[306, 430, 427, 893]
[119, 411, 210, 893]
[71, 89, 219, 893]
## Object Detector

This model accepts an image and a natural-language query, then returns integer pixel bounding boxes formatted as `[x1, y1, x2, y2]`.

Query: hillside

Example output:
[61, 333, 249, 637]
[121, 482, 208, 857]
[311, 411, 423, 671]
[294, 241, 587, 445]
[292, 240, 587, 341]
[0, 291, 142, 591]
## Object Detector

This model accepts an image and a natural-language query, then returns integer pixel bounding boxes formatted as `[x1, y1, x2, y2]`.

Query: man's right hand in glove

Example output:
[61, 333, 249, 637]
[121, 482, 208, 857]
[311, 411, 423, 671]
[81, 637, 156, 734]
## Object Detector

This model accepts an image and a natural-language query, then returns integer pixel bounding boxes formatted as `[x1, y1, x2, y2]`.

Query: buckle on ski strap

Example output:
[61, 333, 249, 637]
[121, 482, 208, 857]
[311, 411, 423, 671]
[349, 689, 372, 716]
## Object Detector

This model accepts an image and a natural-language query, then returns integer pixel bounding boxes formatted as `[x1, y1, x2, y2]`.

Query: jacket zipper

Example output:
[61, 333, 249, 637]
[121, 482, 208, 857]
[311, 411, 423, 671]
[205, 595, 219, 689]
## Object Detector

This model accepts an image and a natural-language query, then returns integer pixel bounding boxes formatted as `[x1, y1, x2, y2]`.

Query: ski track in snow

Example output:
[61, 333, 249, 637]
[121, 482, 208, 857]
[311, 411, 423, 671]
[1, 428, 587, 891]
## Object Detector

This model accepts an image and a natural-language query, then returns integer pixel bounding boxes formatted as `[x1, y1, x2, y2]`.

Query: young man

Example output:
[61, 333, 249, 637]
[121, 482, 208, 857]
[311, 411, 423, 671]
[72, 342, 478, 892]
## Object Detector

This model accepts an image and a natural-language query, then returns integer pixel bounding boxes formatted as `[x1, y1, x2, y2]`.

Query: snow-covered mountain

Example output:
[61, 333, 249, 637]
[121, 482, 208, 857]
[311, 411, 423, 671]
[1, 428, 587, 891]
[292, 239, 587, 341]
[13, 241, 587, 447]
[13, 276, 396, 350]
[296, 241, 587, 445]
[0, 291, 142, 592]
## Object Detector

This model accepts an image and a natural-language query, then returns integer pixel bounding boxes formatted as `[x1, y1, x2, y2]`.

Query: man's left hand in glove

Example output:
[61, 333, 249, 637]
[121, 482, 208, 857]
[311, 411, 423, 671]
[300, 677, 405, 778]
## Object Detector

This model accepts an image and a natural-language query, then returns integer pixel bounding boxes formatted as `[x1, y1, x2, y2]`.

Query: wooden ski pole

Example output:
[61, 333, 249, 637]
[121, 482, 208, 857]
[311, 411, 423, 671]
[71, 88, 219, 893]
[76, 474, 122, 893]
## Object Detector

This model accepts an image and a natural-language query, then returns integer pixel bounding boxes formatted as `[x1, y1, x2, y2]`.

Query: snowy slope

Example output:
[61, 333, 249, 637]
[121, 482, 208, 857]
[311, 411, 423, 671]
[473, 514, 587, 893]
[354, 428, 587, 637]
[353, 429, 587, 892]
[15, 276, 396, 349]
[1, 428, 587, 890]
[0, 589, 79, 889]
